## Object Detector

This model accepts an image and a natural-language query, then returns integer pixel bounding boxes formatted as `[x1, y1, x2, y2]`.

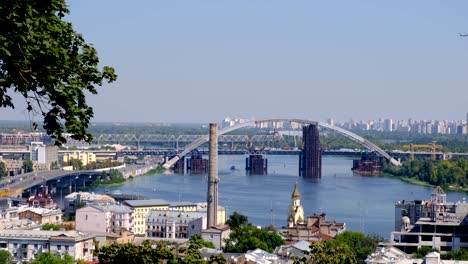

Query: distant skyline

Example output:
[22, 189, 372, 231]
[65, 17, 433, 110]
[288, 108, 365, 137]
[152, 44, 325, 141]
[1, 1, 468, 123]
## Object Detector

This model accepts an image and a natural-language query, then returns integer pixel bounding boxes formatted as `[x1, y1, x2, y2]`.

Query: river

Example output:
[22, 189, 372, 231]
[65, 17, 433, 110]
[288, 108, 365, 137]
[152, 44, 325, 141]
[90, 155, 467, 238]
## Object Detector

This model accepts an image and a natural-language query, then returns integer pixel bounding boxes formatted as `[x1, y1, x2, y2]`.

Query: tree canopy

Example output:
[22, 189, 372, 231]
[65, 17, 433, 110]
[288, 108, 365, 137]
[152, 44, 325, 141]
[0, 161, 6, 178]
[223, 212, 283, 253]
[31, 252, 74, 264]
[41, 223, 60, 231]
[0, 250, 13, 264]
[224, 224, 284, 253]
[22, 159, 33, 173]
[297, 231, 383, 264]
[0, 0, 117, 145]
[225, 211, 249, 229]
[383, 158, 468, 189]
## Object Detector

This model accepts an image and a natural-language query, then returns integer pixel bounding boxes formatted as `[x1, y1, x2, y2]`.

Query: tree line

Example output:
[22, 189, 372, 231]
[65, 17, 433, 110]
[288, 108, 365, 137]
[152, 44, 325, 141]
[383, 158, 468, 189]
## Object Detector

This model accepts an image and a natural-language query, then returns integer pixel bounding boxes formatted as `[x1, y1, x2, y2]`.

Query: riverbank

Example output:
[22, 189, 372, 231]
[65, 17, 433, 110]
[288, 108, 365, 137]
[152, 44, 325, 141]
[382, 173, 468, 193]
[92, 163, 164, 187]
[141, 166, 165, 176]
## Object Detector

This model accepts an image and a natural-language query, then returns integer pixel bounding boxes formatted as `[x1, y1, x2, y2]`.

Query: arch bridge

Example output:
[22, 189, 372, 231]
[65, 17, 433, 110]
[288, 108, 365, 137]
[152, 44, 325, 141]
[163, 118, 401, 169]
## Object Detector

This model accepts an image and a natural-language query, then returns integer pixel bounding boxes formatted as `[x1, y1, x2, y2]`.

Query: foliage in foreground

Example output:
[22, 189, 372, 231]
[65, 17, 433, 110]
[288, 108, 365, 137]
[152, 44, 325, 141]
[98, 236, 224, 264]
[297, 231, 384, 264]
[0, 250, 13, 264]
[31, 252, 75, 264]
[0, 0, 117, 145]
[224, 212, 283, 253]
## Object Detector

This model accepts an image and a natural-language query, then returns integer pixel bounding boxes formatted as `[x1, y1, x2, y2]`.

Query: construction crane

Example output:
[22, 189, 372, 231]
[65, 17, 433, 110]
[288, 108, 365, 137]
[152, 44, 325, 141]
[403, 142, 443, 161]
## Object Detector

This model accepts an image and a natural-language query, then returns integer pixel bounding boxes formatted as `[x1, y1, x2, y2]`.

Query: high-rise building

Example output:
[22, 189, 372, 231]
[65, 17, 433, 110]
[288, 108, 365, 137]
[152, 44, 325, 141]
[384, 119, 393, 132]
[300, 124, 321, 178]
[466, 113, 468, 134]
[30, 142, 58, 165]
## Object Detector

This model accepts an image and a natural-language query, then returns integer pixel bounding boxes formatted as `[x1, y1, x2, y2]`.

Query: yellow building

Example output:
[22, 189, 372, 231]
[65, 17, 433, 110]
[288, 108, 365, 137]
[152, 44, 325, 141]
[63, 152, 96, 166]
[123, 199, 226, 235]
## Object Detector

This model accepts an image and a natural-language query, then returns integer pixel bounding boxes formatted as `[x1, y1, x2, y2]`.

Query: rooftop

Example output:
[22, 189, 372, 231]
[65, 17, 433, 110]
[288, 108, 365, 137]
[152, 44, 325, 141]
[65, 192, 115, 203]
[17, 206, 62, 216]
[0, 229, 93, 241]
[79, 203, 133, 214]
[123, 199, 170, 207]
[147, 210, 205, 222]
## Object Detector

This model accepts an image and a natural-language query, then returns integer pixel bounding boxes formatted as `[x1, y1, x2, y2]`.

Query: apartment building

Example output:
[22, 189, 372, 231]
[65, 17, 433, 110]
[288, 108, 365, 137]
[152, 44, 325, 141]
[123, 199, 226, 235]
[146, 211, 206, 239]
[0, 229, 94, 263]
[76, 203, 134, 234]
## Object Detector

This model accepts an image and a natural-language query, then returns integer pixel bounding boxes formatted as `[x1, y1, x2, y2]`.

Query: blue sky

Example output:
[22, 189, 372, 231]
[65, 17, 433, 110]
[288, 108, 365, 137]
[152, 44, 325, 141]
[2, 0, 468, 123]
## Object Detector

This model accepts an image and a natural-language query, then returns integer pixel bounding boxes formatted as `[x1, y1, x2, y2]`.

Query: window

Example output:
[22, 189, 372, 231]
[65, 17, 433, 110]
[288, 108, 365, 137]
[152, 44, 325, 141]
[65, 246, 69, 251]
[86, 215, 88, 220]
[57, 245, 61, 250]
[34, 244, 38, 249]
[13, 243, 17, 248]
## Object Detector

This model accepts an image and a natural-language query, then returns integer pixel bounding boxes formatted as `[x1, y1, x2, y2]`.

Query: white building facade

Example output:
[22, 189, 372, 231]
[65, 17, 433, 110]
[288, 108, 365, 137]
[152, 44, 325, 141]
[0, 230, 94, 263]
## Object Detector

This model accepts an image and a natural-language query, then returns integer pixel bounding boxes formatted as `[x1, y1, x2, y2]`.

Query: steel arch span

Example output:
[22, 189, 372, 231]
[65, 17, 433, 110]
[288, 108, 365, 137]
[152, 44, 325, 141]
[163, 119, 401, 168]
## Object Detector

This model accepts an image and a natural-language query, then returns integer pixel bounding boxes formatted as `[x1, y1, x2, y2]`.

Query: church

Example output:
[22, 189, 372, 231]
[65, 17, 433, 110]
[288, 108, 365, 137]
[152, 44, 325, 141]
[286, 182, 346, 242]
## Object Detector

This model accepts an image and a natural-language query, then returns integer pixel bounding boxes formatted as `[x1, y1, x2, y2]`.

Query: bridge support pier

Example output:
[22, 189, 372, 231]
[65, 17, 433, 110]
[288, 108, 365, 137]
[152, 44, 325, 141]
[300, 124, 322, 178]
[187, 152, 208, 174]
[173, 156, 185, 174]
[245, 154, 268, 175]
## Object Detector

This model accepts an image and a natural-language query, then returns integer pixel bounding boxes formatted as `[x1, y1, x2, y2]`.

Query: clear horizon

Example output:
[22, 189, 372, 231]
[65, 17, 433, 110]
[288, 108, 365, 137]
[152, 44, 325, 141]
[1, 1, 468, 123]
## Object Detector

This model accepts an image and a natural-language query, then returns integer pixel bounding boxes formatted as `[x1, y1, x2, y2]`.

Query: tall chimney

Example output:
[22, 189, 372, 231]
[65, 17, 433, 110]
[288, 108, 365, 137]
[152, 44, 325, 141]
[207, 123, 219, 228]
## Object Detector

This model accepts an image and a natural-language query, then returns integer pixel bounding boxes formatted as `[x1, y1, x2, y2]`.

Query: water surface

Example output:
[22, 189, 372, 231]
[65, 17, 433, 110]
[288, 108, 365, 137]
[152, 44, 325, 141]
[91, 155, 467, 238]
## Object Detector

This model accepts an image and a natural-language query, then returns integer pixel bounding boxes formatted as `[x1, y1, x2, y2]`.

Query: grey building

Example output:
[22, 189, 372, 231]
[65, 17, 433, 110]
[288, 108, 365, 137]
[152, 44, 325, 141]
[201, 225, 231, 250]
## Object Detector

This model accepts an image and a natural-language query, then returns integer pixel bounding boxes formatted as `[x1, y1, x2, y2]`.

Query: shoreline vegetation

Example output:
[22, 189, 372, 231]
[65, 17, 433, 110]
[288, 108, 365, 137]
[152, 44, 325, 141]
[386, 174, 468, 193]
[141, 166, 165, 176]
[382, 158, 468, 193]
[91, 165, 166, 187]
